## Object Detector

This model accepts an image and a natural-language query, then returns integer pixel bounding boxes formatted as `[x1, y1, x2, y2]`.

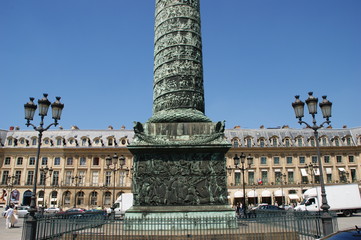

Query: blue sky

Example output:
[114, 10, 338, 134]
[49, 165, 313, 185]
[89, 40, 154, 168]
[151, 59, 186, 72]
[0, 0, 360, 131]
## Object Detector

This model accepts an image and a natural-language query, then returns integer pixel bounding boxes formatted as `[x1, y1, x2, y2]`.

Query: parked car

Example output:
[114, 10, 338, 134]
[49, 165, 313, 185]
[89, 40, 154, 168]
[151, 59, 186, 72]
[321, 227, 361, 239]
[16, 206, 30, 218]
[44, 207, 60, 213]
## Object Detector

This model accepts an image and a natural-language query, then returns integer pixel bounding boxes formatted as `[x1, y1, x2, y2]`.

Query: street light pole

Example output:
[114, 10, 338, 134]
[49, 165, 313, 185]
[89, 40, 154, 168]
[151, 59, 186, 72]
[72, 175, 82, 208]
[39, 166, 53, 211]
[106, 154, 126, 218]
[6, 175, 15, 207]
[292, 92, 333, 236]
[23, 94, 64, 240]
[233, 153, 253, 218]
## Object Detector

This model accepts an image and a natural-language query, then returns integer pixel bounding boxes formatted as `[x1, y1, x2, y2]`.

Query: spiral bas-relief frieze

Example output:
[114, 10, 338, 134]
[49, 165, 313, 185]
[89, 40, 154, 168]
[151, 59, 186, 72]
[153, 91, 204, 113]
[155, 0, 200, 16]
[155, 3, 200, 26]
[154, 31, 202, 55]
[155, 17, 200, 42]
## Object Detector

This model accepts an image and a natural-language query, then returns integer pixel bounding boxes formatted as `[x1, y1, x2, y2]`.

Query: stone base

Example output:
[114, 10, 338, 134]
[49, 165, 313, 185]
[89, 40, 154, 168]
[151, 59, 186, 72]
[124, 205, 237, 230]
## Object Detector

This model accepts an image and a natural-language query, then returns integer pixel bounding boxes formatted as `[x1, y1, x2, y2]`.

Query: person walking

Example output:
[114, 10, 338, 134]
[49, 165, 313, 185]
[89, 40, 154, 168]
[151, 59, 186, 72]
[4, 205, 17, 229]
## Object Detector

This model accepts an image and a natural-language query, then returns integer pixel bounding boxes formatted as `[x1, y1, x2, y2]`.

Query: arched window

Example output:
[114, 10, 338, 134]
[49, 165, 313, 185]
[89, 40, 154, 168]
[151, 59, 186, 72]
[63, 191, 71, 205]
[77, 191, 85, 206]
[104, 192, 112, 205]
[90, 192, 98, 206]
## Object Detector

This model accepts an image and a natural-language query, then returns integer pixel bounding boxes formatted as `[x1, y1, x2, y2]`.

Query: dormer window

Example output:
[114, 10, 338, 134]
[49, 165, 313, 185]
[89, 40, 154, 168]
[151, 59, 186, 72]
[7, 138, 13, 146]
[259, 139, 265, 147]
[232, 138, 239, 148]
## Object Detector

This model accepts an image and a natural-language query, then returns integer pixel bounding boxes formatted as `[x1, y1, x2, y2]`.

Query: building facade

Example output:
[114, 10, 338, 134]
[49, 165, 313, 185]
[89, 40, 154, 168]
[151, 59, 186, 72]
[0, 125, 360, 209]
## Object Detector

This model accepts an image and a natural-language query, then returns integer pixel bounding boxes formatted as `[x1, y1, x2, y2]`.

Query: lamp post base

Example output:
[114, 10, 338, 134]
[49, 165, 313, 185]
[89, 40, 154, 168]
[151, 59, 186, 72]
[23, 216, 37, 240]
[321, 211, 334, 236]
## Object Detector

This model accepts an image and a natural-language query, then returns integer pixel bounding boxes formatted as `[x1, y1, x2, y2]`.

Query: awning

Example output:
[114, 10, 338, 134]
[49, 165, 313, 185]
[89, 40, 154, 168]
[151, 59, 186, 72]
[338, 167, 345, 172]
[261, 190, 271, 197]
[301, 168, 308, 176]
[247, 190, 258, 198]
[50, 198, 57, 202]
[274, 190, 285, 197]
[326, 168, 332, 174]
[287, 169, 294, 172]
[235, 169, 241, 173]
[37, 198, 44, 201]
[314, 168, 320, 176]
[288, 194, 300, 200]
[274, 169, 281, 172]
[234, 191, 244, 198]
[261, 169, 268, 172]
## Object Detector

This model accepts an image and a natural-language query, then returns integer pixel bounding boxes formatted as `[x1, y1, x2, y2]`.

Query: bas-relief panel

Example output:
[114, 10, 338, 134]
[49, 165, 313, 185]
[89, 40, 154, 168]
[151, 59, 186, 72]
[132, 152, 228, 206]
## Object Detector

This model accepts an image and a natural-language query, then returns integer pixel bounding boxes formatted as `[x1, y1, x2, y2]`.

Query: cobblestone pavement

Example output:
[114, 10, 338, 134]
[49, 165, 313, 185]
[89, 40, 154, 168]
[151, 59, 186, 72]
[1, 213, 360, 240]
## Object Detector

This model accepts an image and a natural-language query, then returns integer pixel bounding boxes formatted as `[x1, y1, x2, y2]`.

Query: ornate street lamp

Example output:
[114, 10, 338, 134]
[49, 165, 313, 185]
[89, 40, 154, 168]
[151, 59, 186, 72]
[292, 92, 333, 235]
[106, 153, 126, 218]
[39, 166, 53, 211]
[233, 153, 253, 218]
[24, 93, 64, 240]
[72, 175, 82, 208]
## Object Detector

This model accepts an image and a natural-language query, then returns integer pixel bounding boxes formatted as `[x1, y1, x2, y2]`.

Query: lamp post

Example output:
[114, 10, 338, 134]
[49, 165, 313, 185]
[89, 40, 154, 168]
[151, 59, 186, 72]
[305, 163, 317, 187]
[233, 153, 253, 218]
[292, 92, 333, 235]
[278, 172, 286, 207]
[39, 166, 53, 211]
[72, 175, 82, 208]
[106, 153, 126, 218]
[6, 175, 15, 207]
[24, 93, 64, 240]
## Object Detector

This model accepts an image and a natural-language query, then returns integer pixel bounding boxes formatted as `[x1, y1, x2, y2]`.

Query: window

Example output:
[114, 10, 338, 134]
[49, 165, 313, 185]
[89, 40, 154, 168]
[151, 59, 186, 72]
[248, 171, 254, 185]
[336, 155, 342, 163]
[297, 138, 303, 147]
[82, 138, 87, 146]
[346, 137, 352, 146]
[64, 191, 71, 205]
[26, 171, 34, 185]
[273, 157, 280, 165]
[260, 139, 265, 147]
[119, 172, 126, 187]
[17, 157, 23, 165]
[104, 192, 111, 205]
[286, 156, 293, 164]
[260, 157, 267, 165]
[14, 171, 21, 185]
[108, 138, 113, 146]
[285, 139, 290, 147]
[78, 171, 85, 185]
[327, 172, 332, 183]
[310, 138, 315, 147]
[44, 139, 50, 145]
[79, 157, 86, 166]
[4, 157, 11, 165]
[299, 156, 305, 164]
[261, 171, 268, 184]
[275, 172, 282, 184]
[32, 138, 37, 146]
[351, 169, 357, 182]
[272, 138, 277, 147]
[54, 157, 61, 165]
[1, 171, 9, 184]
[29, 157, 35, 165]
[77, 192, 85, 205]
[348, 156, 354, 163]
[8, 138, 13, 146]
[312, 156, 317, 164]
[90, 192, 98, 205]
[235, 171, 240, 185]
[324, 156, 330, 164]
[92, 171, 99, 186]
[56, 138, 62, 146]
[41, 157, 48, 165]
[322, 137, 327, 146]
[105, 171, 112, 186]
[246, 139, 252, 148]
[233, 139, 239, 148]
[52, 171, 59, 186]
[65, 171, 72, 185]
[288, 172, 294, 183]
[335, 138, 340, 146]
[93, 157, 99, 166]
[66, 157, 73, 166]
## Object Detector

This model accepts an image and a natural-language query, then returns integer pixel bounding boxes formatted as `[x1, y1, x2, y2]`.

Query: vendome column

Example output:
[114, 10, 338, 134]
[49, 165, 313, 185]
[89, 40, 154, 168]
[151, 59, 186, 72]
[127, 0, 233, 220]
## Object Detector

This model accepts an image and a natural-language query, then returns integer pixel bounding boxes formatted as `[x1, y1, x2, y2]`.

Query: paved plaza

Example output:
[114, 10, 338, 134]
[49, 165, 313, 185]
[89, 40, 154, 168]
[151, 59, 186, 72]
[1, 214, 360, 240]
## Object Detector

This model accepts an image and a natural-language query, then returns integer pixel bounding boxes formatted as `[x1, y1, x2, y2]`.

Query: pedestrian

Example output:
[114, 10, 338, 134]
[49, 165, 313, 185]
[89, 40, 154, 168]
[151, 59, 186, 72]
[4, 205, 17, 229]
